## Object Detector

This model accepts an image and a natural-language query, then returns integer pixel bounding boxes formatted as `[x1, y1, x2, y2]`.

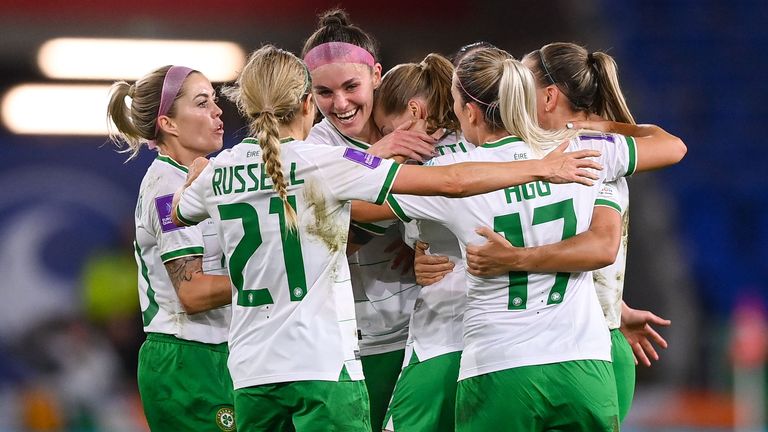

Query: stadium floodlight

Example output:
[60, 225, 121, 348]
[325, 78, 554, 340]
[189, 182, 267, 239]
[1, 84, 114, 135]
[38, 38, 245, 82]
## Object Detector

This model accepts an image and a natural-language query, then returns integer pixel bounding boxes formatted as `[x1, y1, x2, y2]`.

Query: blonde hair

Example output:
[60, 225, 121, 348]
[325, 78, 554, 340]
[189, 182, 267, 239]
[455, 47, 577, 156]
[107, 65, 192, 159]
[524, 42, 635, 124]
[223, 45, 310, 230]
[374, 53, 459, 134]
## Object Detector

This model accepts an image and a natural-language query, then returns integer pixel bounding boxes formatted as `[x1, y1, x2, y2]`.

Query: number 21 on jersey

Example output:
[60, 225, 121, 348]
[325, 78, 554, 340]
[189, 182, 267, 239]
[219, 195, 308, 307]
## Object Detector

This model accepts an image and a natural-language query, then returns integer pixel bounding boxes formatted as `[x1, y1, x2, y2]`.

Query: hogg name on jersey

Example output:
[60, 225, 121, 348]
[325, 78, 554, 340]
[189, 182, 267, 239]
[212, 162, 304, 196]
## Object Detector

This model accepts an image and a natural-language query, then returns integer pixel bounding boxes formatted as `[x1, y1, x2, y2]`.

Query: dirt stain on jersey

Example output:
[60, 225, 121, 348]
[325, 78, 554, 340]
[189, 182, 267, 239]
[621, 209, 630, 250]
[303, 179, 348, 253]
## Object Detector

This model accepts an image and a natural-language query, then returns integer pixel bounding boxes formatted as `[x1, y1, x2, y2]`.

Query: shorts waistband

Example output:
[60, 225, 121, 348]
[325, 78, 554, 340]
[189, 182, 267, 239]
[145, 332, 228, 353]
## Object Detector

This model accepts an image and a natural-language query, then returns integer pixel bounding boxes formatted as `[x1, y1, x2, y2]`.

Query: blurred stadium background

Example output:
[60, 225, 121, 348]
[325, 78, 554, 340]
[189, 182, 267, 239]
[0, 0, 765, 430]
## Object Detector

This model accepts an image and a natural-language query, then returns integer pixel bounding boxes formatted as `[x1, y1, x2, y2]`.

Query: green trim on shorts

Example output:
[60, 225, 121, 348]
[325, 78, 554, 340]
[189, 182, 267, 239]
[235, 380, 371, 431]
[456, 360, 619, 432]
[611, 328, 636, 422]
[138, 333, 234, 432]
[362, 349, 405, 432]
[384, 351, 461, 432]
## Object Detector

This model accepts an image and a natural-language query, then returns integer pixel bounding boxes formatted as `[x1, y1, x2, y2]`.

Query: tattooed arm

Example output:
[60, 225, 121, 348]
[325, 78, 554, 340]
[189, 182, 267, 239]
[164, 256, 232, 314]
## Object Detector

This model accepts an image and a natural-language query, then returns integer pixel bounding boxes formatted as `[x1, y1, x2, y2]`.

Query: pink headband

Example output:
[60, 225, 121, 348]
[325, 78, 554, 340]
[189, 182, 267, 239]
[303, 42, 375, 71]
[148, 65, 194, 150]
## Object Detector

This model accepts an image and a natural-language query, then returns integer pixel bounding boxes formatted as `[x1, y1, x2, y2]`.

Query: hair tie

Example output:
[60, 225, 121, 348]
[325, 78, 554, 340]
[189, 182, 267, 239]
[127, 84, 136, 98]
[587, 52, 596, 64]
[456, 75, 493, 107]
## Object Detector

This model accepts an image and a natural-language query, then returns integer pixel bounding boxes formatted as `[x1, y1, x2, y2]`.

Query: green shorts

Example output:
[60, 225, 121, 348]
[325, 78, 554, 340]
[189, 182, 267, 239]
[234, 378, 371, 432]
[456, 360, 619, 432]
[611, 328, 636, 422]
[383, 351, 460, 431]
[137, 333, 236, 432]
[361, 349, 404, 431]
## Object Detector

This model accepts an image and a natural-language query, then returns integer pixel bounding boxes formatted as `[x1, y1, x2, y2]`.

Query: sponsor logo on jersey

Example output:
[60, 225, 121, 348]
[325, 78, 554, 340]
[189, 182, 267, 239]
[343, 148, 381, 169]
[215, 406, 236, 431]
[155, 194, 181, 232]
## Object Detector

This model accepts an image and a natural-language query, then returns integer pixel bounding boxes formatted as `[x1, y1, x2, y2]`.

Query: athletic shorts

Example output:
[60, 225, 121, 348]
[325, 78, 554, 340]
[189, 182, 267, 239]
[361, 349, 404, 431]
[234, 378, 371, 432]
[611, 328, 636, 421]
[456, 360, 619, 432]
[137, 332, 235, 432]
[383, 351, 461, 431]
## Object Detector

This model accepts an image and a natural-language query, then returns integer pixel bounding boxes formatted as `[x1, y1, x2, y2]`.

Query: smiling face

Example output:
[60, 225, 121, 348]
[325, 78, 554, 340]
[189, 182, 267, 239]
[310, 62, 381, 141]
[162, 72, 224, 158]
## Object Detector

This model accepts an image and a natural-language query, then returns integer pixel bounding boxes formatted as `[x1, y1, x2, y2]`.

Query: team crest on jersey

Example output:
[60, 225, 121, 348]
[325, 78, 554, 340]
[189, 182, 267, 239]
[343, 148, 381, 169]
[215, 406, 236, 431]
[154, 194, 181, 233]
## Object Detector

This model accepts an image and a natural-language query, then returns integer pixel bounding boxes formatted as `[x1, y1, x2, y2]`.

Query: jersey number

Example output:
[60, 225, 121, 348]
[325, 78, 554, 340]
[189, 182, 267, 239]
[218, 196, 308, 307]
[493, 199, 577, 310]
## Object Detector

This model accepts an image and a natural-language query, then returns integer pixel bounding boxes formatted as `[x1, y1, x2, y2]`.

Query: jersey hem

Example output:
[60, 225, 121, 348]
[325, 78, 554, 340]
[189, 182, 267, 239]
[233, 370, 365, 390]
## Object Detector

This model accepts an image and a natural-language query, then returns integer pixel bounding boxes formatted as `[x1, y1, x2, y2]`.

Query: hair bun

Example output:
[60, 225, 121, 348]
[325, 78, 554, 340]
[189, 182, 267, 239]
[319, 9, 351, 28]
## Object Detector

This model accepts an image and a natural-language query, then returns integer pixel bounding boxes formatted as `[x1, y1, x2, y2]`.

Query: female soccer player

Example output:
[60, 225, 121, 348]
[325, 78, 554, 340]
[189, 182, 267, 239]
[107, 66, 235, 431]
[371, 52, 471, 432]
[463, 42, 676, 422]
[300, 9, 442, 428]
[352, 46, 685, 431]
[172, 44, 601, 432]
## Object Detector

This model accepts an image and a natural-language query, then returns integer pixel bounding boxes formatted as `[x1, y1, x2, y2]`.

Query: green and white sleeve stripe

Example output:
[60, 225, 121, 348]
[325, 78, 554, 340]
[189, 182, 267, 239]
[160, 246, 204, 263]
[386, 195, 412, 223]
[374, 163, 401, 205]
[625, 136, 638, 176]
[594, 198, 622, 214]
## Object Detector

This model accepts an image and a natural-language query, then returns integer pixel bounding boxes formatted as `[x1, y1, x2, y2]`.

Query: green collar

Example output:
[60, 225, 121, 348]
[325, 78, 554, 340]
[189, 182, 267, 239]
[480, 136, 523, 148]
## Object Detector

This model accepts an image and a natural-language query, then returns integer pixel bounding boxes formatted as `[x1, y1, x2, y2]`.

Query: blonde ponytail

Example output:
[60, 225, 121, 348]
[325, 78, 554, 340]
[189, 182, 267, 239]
[255, 111, 298, 230]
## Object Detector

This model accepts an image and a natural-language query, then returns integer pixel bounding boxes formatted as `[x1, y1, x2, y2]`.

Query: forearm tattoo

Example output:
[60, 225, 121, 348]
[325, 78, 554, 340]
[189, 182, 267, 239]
[165, 256, 203, 292]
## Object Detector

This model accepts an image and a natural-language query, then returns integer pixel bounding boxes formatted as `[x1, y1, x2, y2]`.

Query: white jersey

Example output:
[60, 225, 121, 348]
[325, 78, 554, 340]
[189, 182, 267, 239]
[176, 137, 401, 389]
[307, 118, 418, 355]
[593, 179, 630, 329]
[133, 154, 230, 344]
[401, 134, 476, 364]
[387, 133, 637, 380]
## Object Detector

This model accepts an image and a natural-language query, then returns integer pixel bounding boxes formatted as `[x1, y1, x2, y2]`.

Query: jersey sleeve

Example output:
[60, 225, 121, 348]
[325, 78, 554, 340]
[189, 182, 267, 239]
[594, 181, 623, 214]
[149, 184, 206, 264]
[175, 163, 214, 226]
[602, 133, 638, 180]
[304, 145, 401, 205]
[385, 151, 458, 224]
[574, 133, 637, 182]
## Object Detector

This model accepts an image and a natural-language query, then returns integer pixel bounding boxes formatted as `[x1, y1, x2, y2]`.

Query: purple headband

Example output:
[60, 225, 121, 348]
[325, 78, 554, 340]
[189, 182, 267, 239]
[303, 42, 375, 71]
[147, 65, 194, 150]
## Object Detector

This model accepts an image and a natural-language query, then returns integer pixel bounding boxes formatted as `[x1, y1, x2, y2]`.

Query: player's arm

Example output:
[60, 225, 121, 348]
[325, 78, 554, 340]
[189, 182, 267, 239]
[171, 157, 210, 227]
[351, 142, 603, 223]
[392, 141, 601, 197]
[164, 256, 232, 314]
[466, 206, 620, 276]
[570, 119, 686, 172]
